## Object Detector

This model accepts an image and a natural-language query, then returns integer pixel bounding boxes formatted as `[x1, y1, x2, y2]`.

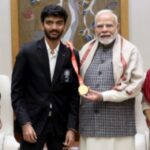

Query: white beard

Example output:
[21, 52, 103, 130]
[98, 30, 118, 45]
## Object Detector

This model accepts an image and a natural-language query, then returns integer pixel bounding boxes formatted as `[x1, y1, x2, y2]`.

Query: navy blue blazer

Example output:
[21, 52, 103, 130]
[11, 38, 80, 137]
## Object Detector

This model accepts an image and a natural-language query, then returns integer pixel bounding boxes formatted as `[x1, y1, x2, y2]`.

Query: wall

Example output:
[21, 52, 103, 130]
[129, 0, 150, 71]
[0, 0, 12, 77]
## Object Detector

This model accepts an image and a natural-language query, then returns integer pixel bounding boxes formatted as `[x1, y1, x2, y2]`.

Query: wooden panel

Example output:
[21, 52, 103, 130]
[11, 0, 19, 64]
[120, 0, 128, 39]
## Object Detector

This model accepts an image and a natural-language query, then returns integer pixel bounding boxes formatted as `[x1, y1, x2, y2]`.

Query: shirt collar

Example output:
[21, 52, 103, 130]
[45, 39, 60, 56]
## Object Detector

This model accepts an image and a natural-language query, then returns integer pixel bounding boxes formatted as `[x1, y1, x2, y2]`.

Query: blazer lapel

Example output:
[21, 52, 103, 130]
[52, 43, 67, 85]
[36, 38, 51, 86]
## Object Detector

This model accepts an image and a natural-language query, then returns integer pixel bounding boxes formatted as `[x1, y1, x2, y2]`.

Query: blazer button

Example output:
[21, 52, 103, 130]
[94, 109, 99, 113]
[101, 60, 105, 64]
[96, 83, 100, 88]
[98, 71, 102, 75]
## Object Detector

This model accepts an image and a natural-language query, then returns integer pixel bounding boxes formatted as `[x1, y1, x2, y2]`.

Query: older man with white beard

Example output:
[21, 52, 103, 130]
[79, 9, 144, 150]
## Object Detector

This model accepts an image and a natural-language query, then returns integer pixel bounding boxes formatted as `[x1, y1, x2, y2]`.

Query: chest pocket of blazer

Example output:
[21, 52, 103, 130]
[60, 68, 73, 84]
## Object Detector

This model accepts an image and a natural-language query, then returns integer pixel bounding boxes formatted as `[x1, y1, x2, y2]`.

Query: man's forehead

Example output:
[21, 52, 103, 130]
[96, 20, 115, 25]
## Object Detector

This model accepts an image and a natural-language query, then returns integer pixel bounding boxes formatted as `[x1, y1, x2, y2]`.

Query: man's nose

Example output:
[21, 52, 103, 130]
[52, 23, 57, 29]
[101, 26, 108, 32]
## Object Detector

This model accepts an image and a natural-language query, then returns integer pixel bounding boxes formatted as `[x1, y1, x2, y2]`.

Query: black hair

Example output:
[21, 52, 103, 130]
[41, 4, 68, 23]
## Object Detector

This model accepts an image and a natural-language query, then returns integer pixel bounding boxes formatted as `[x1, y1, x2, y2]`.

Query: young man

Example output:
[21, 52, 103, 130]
[11, 4, 80, 150]
[79, 9, 144, 150]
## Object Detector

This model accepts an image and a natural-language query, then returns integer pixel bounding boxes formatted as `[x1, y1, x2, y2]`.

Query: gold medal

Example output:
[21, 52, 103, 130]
[78, 85, 89, 95]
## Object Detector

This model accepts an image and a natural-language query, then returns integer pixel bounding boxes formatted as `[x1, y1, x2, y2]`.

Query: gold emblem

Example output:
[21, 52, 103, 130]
[78, 85, 89, 95]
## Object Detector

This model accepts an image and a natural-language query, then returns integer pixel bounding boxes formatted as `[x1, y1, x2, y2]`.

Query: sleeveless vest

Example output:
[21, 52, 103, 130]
[79, 44, 136, 137]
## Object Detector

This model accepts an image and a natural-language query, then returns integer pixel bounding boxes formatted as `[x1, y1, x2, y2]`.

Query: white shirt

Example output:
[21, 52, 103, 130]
[45, 40, 60, 81]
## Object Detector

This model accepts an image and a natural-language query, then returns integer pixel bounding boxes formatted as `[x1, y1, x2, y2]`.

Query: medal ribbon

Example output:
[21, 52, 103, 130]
[66, 41, 84, 85]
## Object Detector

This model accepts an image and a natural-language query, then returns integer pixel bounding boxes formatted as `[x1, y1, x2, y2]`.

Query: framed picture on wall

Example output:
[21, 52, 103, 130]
[11, 0, 128, 64]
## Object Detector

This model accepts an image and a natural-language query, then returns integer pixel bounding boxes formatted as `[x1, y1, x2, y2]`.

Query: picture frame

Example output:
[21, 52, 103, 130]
[11, 0, 128, 64]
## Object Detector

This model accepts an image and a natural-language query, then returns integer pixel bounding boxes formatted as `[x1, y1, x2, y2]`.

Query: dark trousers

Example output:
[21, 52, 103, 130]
[20, 118, 65, 150]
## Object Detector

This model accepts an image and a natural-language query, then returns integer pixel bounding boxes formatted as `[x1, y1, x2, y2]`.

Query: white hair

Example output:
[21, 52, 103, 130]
[95, 9, 118, 25]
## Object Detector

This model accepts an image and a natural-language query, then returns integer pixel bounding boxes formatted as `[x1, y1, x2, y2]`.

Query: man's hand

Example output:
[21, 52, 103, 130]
[144, 109, 150, 128]
[82, 89, 103, 102]
[63, 129, 75, 148]
[22, 123, 37, 143]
